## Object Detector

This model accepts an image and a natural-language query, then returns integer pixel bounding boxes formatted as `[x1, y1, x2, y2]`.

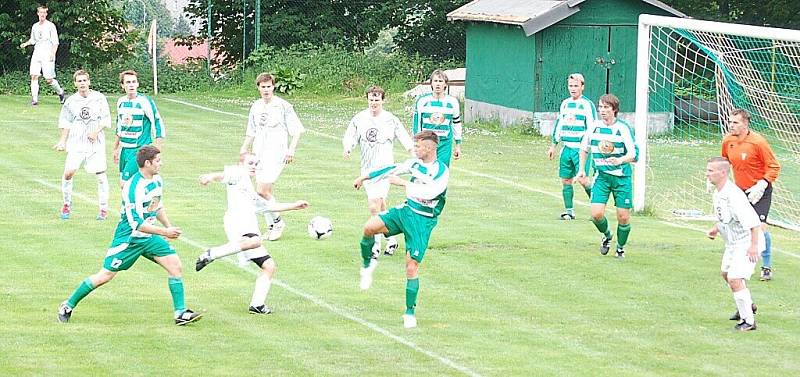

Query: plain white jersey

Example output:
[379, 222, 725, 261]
[246, 96, 304, 163]
[713, 180, 765, 250]
[28, 20, 58, 60]
[343, 109, 413, 173]
[221, 165, 272, 216]
[58, 90, 111, 153]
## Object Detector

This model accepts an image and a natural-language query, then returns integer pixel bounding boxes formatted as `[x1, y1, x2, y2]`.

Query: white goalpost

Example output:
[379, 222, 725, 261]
[634, 15, 800, 231]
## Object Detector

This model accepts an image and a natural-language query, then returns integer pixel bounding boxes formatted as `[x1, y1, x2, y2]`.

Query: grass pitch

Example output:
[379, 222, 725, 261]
[0, 94, 798, 376]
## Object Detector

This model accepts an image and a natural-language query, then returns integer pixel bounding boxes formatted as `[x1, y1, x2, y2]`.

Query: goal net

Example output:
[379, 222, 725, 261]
[634, 15, 800, 231]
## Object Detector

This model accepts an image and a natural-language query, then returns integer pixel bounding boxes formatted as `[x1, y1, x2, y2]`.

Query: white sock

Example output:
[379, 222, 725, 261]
[733, 288, 755, 324]
[250, 272, 272, 307]
[263, 197, 275, 225]
[61, 177, 73, 205]
[269, 196, 281, 223]
[50, 79, 63, 95]
[31, 80, 39, 102]
[96, 173, 109, 211]
[373, 233, 383, 249]
[208, 242, 243, 260]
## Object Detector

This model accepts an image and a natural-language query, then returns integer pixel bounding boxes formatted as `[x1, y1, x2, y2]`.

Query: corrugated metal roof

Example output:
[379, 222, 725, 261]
[447, 0, 686, 36]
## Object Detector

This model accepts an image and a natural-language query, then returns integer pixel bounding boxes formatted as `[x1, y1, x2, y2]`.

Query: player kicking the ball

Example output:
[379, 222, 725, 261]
[353, 131, 448, 328]
[195, 153, 308, 314]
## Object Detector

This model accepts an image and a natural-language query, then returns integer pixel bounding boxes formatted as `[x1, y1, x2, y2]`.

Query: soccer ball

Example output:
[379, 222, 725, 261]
[307, 216, 333, 240]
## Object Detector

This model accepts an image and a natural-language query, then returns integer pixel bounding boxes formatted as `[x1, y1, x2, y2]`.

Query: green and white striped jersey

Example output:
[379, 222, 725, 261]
[412, 93, 462, 144]
[122, 172, 164, 240]
[343, 109, 413, 174]
[116, 94, 165, 149]
[552, 96, 597, 149]
[581, 118, 637, 177]
[368, 158, 449, 218]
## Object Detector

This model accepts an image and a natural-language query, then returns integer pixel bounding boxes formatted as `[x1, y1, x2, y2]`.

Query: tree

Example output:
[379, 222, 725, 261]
[115, 0, 176, 38]
[390, 0, 470, 61]
[0, 0, 134, 73]
[173, 15, 194, 37]
[183, 0, 398, 67]
[664, 0, 800, 29]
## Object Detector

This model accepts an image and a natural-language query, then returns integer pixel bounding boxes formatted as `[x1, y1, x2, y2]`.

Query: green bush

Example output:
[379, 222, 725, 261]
[241, 43, 457, 96]
[0, 55, 214, 96]
[0, 43, 458, 98]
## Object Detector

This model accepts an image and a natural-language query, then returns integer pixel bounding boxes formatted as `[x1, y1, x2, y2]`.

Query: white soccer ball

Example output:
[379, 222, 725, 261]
[307, 216, 333, 240]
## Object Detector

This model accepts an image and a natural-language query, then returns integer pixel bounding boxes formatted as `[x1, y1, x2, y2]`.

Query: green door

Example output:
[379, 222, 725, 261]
[608, 26, 637, 112]
[536, 26, 608, 112]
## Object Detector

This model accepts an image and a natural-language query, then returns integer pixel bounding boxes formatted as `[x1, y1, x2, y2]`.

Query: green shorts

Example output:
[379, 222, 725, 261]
[591, 173, 633, 209]
[103, 235, 175, 272]
[119, 148, 139, 181]
[437, 138, 453, 167]
[379, 204, 438, 263]
[558, 147, 591, 179]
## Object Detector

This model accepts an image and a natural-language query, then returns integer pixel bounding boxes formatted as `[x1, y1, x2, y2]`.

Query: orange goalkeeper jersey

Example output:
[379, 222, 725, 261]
[721, 130, 781, 190]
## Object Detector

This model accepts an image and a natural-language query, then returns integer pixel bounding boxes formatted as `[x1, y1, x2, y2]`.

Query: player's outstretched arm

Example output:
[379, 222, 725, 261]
[199, 172, 224, 186]
[268, 200, 309, 212]
[353, 174, 369, 190]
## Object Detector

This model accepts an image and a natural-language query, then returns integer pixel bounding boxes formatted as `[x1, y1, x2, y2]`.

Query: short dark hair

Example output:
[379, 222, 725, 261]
[599, 94, 620, 116]
[366, 85, 385, 99]
[414, 130, 439, 144]
[137, 145, 161, 168]
[255, 73, 275, 86]
[119, 70, 138, 84]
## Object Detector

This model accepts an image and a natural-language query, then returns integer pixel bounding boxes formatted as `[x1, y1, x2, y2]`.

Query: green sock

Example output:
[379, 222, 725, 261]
[617, 223, 631, 247]
[583, 184, 592, 198]
[405, 278, 419, 315]
[592, 216, 612, 238]
[360, 236, 375, 268]
[168, 276, 186, 315]
[562, 184, 574, 212]
[66, 278, 95, 308]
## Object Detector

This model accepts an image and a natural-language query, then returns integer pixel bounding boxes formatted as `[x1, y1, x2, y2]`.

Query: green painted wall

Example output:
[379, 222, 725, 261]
[463, 0, 681, 114]
[557, 0, 676, 26]
[465, 23, 536, 111]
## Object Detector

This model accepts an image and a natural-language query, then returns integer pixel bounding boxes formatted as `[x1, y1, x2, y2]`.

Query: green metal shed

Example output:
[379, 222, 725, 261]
[447, 0, 686, 132]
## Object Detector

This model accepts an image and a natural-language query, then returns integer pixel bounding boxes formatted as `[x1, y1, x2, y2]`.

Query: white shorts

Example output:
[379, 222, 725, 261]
[255, 161, 286, 184]
[224, 212, 269, 264]
[720, 245, 757, 280]
[30, 58, 56, 79]
[364, 179, 390, 200]
[65, 150, 107, 174]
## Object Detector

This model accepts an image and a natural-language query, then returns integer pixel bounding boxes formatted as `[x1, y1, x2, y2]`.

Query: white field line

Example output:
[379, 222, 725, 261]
[31, 176, 483, 377]
[165, 97, 799, 260]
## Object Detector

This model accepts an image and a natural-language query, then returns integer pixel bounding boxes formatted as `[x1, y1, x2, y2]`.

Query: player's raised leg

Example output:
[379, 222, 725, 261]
[358, 215, 388, 290]
[196, 233, 260, 271]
